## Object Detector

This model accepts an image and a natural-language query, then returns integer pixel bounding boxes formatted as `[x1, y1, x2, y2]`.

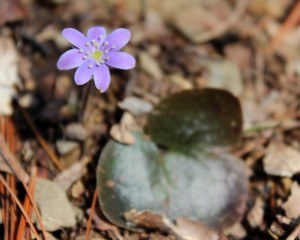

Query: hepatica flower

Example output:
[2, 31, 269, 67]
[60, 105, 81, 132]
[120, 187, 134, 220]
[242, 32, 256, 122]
[57, 27, 135, 92]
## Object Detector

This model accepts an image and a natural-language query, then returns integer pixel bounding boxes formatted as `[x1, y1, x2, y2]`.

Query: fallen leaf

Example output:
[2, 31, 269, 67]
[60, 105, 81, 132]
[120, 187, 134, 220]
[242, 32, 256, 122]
[0, 0, 28, 25]
[34, 178, 76, 231]
[247, 197, 265, 228]
[124, 209, 168, 230]
[263, 141, 300, 177]
[175, 217, 221, 240]
[54, 157, 90, 191]
[282, 182, 300, 219]
[110, 112, 138, 145]
[204, 60, 243, 97]
[118, 96, 153, 116]
[65, 123, 88, 141]
[139, 52, 163, 80]
[224, 223, 246, 239]
[0, 36, 21, 115]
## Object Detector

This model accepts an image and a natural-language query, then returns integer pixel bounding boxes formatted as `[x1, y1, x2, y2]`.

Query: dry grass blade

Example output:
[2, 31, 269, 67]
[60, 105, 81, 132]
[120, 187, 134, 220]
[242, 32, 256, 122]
[85, 189, 98, 240]
[0, 175, 41, 240]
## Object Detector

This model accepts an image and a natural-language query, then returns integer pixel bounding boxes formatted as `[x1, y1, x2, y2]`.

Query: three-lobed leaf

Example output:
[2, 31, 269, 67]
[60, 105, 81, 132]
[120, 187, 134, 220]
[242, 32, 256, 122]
[146, 89, 242, 150]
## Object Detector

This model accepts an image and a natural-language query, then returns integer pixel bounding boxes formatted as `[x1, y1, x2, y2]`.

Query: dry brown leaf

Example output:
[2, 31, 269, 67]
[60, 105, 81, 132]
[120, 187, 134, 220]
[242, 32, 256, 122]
[0, 36, 21, 115]
[54, 157, 90, 191]
[224, 223, 246, 239]
[282, 182, 300, 219]
[110, 112, 138, 145]
[246, 197, 265, 228]
[118, 96, 153, 116]
[263, 141, 300, 177]
[34, 178, 76, 231]
[123, 209, 168, 230]
[0, 0, 28, 25]
[175, 217, 221, 240]
[89, 210, 119, 233]
[139, 52, 163, 80]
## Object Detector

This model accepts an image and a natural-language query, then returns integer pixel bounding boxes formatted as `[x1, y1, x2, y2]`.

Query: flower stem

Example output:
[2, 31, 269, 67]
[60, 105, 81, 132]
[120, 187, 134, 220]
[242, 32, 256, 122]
[79, 80, 92, 123]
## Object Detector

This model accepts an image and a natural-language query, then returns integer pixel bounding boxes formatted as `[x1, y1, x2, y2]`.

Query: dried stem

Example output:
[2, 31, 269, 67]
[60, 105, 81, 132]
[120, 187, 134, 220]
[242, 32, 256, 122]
[79, 80, 92, 123]
[85, 189, 98, 240]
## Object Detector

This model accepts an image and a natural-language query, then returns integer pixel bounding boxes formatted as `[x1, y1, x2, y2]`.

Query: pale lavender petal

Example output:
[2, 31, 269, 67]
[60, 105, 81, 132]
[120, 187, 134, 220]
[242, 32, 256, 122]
[87, 27, 106, 46]
[62, 28, 88, 49]
[104, 28, 130, 51]
[93, 64, 111, 92]
[57, 49, 85, 70]
[74, 60, 94, 85]
[105, 52, 135, 70]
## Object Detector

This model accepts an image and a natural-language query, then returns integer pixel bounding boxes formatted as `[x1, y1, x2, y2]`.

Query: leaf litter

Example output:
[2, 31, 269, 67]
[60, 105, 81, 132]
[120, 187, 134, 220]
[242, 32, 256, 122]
[1, 0, 300, 239]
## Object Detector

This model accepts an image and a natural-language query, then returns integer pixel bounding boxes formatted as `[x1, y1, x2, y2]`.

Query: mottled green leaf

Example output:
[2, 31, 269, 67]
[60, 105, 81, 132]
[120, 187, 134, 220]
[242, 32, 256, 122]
[97, 133, 247, 230]
[146, 89, 242, 150]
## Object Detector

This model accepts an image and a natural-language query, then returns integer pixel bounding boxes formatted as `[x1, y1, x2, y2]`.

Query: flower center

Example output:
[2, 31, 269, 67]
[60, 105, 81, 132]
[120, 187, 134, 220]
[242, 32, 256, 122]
[92, 50, 103, 61]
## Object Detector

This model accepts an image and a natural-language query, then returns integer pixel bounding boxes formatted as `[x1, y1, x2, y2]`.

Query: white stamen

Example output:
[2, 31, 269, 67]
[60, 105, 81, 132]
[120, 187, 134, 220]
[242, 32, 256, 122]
[92, 40, 98, 46]
[106, 56, 110, 60]
[79, 49, 84, 53]
[111, 45, 116, 49]
[104, 41, 108, 46]
[96, 62, 101, 66]
[86, 51, 90, 55]
[88, 64, 93, 69]
[104, 50, 109, 53]
[83, 56, 88, 60]
[100, 35, 103, 39]
[100, 60, 105, 63]
[85, 42, 90, 46]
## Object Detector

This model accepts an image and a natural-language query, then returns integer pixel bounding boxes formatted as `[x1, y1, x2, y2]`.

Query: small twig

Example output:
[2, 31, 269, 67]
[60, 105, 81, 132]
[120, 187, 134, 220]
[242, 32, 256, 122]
[0, 175, 41, 240]
[270, 0, 300, 52]
[19, 107, 63, 171]
[85, 189, 98, 240]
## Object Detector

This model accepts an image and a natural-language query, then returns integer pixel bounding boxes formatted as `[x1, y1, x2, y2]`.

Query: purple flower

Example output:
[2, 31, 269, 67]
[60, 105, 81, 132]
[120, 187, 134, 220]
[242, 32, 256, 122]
[57, 27, 135, 92]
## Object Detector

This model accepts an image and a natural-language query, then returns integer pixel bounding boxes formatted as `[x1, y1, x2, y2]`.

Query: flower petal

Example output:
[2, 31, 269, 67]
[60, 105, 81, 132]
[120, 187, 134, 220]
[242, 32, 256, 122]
[87, 27, 106, 46]
[62, 28, 88, 49]
[104, 28, 131, 51]
[93, 64, 111, 92]
[74, 60, 94, 85]
[105, 52, 135, 70]
[57, 49, 85, 70]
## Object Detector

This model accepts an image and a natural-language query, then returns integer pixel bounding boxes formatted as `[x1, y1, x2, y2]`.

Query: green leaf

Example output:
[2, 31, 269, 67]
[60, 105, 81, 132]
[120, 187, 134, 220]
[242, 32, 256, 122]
[97, 132, 247, 230]
[146, 89, 242, 150]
